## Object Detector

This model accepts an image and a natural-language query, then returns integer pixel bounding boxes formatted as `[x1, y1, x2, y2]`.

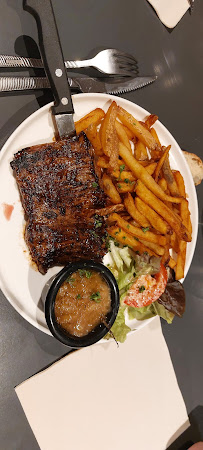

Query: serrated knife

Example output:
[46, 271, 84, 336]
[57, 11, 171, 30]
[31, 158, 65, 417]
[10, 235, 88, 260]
[0, 75, 157, 94]
[24, 0, 75, 139]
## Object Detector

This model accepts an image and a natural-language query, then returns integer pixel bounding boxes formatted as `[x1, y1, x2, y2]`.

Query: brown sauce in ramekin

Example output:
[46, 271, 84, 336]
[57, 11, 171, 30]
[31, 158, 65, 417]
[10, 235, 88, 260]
[54, 269, 111, 337]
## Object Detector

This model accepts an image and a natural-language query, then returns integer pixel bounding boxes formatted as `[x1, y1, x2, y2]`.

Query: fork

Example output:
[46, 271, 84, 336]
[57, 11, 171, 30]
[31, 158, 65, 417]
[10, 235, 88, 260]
[0, 49, 139, 76]
[65, 49, 139, 76]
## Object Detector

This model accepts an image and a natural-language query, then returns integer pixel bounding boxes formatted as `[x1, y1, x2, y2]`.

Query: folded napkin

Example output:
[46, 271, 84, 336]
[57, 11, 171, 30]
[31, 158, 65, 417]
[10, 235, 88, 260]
[15, 317, 189, 450]
[147, 0, 190, 28]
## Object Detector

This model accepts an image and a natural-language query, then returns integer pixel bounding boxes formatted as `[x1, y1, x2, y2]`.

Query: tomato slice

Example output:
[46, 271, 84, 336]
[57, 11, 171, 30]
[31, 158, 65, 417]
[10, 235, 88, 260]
[123, 263, 168, 308]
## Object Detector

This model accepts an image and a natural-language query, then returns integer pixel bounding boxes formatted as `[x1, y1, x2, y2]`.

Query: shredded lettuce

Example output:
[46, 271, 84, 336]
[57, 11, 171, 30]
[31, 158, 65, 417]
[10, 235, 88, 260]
[117, 266, 136, 291]
[128, 304, 156, 321]
[118, 246, 132, 268]
[104, 307, 130, 343]
[128, 301, 174, 324]
[110, 240, 123, 272]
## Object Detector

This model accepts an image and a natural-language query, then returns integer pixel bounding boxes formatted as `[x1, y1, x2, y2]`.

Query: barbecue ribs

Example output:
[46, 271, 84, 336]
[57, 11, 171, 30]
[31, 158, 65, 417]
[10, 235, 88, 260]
[10, 133, 107, 274]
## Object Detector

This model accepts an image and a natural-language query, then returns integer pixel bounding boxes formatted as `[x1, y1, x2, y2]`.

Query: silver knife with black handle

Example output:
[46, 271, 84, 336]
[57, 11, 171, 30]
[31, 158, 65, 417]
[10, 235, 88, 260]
[24, 0, 75, 139]
[0, 75, 157, 94]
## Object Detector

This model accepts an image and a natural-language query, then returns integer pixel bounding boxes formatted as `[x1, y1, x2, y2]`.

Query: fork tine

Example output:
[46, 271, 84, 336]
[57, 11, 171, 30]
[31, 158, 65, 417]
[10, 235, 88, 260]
[115, 54, 138, 65]
[118, 62, 139, 71]
[117, 61, 138, 70]
[112, 49, 137, 59]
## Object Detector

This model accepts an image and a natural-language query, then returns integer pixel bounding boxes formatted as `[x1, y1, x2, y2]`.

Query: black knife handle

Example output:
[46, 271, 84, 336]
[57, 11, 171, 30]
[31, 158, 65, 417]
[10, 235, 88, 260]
[24, 0, 74, 116]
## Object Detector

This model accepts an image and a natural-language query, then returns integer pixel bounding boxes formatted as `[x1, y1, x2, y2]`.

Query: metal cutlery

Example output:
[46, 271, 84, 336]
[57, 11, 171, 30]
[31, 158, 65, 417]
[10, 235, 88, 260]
[24, 0, 75, 139]
[0, 75, 157, 94]
[0, 49, 138, 76]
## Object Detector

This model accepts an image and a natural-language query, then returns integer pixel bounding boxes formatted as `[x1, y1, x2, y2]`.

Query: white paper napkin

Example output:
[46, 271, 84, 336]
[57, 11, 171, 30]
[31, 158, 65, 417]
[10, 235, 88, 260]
[147, 0, 190, 28]
[15, 317, 189, 450]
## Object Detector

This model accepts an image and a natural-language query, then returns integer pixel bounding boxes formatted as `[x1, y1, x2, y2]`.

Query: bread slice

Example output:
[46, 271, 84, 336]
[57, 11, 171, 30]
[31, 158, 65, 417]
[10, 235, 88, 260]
[182, 151, 203, 186]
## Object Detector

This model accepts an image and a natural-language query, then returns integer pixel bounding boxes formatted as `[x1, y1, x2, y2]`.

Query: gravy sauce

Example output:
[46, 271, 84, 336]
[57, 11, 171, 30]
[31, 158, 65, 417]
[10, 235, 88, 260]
[54, 269, 111, 337]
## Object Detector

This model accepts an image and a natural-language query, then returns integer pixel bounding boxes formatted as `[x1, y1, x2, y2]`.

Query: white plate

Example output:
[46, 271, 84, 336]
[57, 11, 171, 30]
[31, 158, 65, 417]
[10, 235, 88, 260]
[0, 93, 198, 336]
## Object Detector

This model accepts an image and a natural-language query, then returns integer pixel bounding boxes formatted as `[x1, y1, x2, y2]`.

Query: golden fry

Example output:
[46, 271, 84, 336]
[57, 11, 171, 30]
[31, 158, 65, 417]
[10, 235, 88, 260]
[135, 197, 169, 234]
[116, 181, 135, 194]
[158, 177, 167, 192]
[124, 193, 150, 228]
[135, 180, 191, 242]
[145, 114, 158, 128]
[175, 199, 190, 280]
[173, 171, 186, 198]
[162, 244, 170, 265]
[107, 226, 156, 256]
[139, 239, 164, 256]
[117, 106, 159, 151]
[115, 120, 132, 152]
[162, 156, 180, 197]
[175, 197, 192, 279]
[122, 125, 135, 140]
[85, 123, 103, 156]
[175, 241, 187, 280]
[180, 198, 190, 225]
[102, 174, 121, 204]
[108, 213, 167, 245]
[111, 170, 135, 182]
[145, 162, 157, 176]
[154, 145, 171, 182]
[101, 101, 119, 170]
[75, 108, 105, 134]
[96, 156, 109, 168]
[119, 142, 182, 203]
[134, 140, 148, 160]
[150, 127, 161, 147]
[170, 232, 179, 253]
[168, 257, 177, 270]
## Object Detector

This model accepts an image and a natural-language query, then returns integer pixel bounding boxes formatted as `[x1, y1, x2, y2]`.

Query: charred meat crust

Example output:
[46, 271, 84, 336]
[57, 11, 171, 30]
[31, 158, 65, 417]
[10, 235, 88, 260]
[11, 133, 107, 274]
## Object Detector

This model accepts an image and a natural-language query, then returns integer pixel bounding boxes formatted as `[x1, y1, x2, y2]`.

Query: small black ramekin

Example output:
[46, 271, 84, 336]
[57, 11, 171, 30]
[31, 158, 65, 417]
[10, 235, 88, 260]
[45, 260, 120, 348]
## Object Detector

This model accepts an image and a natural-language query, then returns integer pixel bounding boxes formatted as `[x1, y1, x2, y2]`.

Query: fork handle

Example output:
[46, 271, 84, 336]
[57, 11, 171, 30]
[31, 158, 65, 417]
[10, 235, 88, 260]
[24, 0, 74, 115]
[65, 58, 93, 69]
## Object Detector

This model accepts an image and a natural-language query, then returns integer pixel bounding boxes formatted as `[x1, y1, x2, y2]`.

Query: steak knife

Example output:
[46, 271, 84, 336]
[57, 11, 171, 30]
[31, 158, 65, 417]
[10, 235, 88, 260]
[24, 0, 76, 139]
[0, 75, 157, 94]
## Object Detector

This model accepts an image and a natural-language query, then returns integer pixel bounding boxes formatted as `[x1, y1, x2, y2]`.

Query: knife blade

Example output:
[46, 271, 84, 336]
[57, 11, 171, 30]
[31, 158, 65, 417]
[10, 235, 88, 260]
[24, 0, 75, 139]
[0, 75, 157, 94]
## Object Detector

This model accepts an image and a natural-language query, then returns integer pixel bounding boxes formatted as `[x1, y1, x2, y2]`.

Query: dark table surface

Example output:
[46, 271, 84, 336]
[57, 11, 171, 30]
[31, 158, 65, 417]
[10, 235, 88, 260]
[0, 0, 203, 448]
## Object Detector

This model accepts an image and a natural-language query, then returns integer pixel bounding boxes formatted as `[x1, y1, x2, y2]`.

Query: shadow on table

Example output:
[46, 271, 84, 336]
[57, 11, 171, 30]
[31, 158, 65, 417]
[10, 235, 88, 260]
[167, 405, 203, 449]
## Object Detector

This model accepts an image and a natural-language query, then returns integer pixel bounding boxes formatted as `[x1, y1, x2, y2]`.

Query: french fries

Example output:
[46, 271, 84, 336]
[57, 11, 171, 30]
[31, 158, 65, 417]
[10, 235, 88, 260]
[102, 174, 121, 204]
[135, 180, 191, 242]
[134, 140, 148, 160]
[85, 123, 103, 156]
[115, 120, 131, 152]
[135, 197, 169, 234]
[154, 146, 171, 182]
[108, 213, 167, 245]
[175, 199, 191, 280]
[75, 108, 105, 134]
[124, 193, 150, 228]
[117, 106, 159, 151]
[162, 156, 180, 197]
[101, 102, 119, 170]
[173, 171, 186, 198]
[116, 181, 135, 194]
[107, 226, 156, 256]
[119, 143, 182, 204]
[145, 114, 158, 129]
[76, 101, 192, 280]
[150, 127, 161, 147]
